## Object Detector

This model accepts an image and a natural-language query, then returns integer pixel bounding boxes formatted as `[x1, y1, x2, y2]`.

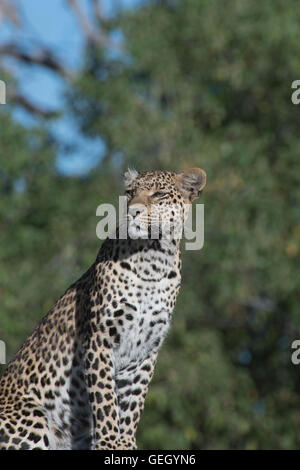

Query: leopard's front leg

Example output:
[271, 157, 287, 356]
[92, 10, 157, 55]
[84, 338, 121, 450]
[115, 352, 158, 449]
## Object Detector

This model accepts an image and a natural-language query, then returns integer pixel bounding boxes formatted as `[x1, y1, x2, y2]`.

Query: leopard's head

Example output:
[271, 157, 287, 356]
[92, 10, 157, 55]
[124, 168, 206, 240]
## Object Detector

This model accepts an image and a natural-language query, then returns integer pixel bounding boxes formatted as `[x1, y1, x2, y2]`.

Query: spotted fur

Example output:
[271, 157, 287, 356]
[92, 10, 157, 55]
[0, 168, 206, 450]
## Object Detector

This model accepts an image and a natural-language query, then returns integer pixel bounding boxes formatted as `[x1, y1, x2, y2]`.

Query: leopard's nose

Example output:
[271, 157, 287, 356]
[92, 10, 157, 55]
[128, 204, 144, 220]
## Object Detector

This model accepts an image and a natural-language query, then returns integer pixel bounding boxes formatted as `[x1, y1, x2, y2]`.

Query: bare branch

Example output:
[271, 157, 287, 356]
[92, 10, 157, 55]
[8, 90, 59, 118]
[0, 0, 121, 119]
[91, 0, 104, 23]
[68, 0, 97, 43]
[67, 0, 122, 50]
[0, 0, 20, 28]
[0, 43, 73, 79]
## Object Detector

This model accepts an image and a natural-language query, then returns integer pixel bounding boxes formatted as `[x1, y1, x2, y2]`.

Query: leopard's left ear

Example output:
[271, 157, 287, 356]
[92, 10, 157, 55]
[124, 167, 139, 188]
[176, 168, 206, 201]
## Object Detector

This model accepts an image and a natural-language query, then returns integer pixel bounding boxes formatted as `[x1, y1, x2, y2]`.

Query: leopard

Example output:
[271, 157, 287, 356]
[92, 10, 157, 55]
[0, 167, 206, 450]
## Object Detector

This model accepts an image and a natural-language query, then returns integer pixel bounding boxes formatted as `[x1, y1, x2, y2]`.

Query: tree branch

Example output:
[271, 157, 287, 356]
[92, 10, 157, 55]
[67, 0, 122, 50]
[0, 0, 20, 27]
[0, 43, 73, 79]
[69, 0, 98, 41]
[91, 0, 104, 24]
[8, 90, 60, 118]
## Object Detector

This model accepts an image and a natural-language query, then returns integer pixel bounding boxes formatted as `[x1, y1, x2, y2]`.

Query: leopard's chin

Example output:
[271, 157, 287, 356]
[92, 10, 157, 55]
[128, 222, 149, 240]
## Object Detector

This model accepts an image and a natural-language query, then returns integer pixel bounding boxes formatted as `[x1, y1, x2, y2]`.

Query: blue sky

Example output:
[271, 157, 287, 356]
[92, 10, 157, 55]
[0, 0, 140, 175]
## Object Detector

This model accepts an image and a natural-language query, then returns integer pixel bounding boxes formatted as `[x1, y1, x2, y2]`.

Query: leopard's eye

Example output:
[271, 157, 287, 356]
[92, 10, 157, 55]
[126, 189, 135, 198]
[152, 191, 167, 198]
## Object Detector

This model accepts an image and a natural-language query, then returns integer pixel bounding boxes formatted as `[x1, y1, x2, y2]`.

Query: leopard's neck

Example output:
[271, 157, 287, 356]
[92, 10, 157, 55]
[96, 236, 181, 281]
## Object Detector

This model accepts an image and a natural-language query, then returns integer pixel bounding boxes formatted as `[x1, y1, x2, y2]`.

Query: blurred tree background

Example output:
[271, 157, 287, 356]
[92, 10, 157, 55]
[1, 0, 300, 449]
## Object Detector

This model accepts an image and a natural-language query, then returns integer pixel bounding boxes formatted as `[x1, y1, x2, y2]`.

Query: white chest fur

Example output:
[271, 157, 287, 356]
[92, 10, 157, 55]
[112, 247, 181, 371]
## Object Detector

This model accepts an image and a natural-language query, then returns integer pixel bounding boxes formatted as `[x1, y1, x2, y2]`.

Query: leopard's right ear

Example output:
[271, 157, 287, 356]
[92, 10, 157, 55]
[176, 167, 206, 201]
[124, 168, 139, 188]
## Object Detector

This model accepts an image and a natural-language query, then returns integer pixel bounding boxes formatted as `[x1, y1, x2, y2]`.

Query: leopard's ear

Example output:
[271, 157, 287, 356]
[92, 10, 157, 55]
[124, 168, 139, 188]
[176, 168, 206, 201]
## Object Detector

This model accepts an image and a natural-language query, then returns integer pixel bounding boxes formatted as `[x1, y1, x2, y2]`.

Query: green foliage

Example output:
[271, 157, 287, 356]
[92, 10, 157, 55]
[0, 111, 120, 356]
[1, 0, 300, 449]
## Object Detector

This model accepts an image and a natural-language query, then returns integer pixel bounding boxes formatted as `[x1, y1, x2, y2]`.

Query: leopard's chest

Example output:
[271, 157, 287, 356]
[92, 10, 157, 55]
[111, 269, 180, 370]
